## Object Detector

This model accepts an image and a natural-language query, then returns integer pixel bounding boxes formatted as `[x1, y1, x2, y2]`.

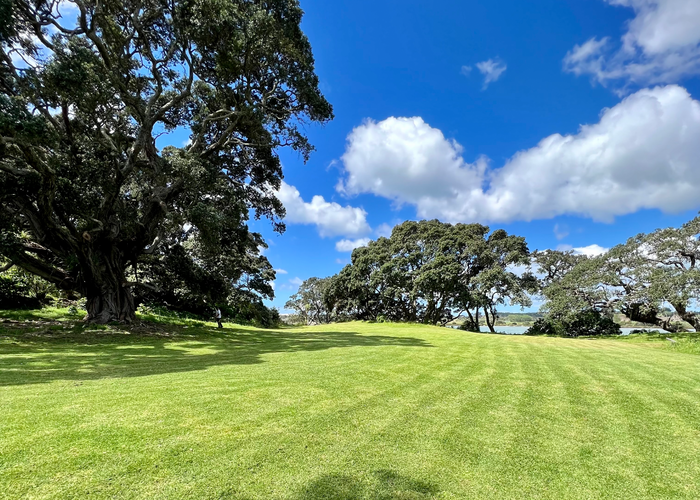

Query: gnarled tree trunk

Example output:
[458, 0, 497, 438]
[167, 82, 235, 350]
[484, 306, 496, 333]
[82, 246, 136, 324]
[624, 303, 687, 333]
[85, 285, 136, 324]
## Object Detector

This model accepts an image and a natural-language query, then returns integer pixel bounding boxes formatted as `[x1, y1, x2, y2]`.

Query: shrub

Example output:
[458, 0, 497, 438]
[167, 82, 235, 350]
[459, 319, 481, 332]
[525, 318, 565, 336]
[566, 310, 620, 337]
[526, 310, 621, 337]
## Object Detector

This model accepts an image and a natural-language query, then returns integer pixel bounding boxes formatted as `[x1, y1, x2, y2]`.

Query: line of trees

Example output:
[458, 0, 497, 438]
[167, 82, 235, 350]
[287, 216, 700, 336]
[286, 220, 538, 330]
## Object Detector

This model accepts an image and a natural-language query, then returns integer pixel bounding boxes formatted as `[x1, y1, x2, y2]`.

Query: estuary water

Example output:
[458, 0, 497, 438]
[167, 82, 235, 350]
[448, 325, 667, 335]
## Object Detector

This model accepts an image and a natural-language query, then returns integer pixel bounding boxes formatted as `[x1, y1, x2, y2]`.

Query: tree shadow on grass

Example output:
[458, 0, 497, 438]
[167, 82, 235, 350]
[0, 324, 432, 386]
[290, 470, 440, 500]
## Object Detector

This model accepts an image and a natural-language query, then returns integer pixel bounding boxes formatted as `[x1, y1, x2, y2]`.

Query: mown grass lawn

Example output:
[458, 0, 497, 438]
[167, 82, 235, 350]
[1, 312, 699, 499]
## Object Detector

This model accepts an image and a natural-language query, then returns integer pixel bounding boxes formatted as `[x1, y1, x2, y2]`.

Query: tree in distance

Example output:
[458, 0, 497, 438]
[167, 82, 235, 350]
[0, 0, 332, 322]
[284, 277, 333, 325]
[534, 215, 700, 333]
[318, 220, 537, 329]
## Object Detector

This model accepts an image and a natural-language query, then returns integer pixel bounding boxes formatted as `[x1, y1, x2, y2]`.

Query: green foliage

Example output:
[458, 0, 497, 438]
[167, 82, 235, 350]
[526, 317, 563, 336]
[324, 220, 535, 327]
[458, 318, 480, 332]
[136, 298, 279, 328]
[534, 215, 700, 333]
[503, 313, 534, 325]
[0, 274, 41, 309]
[0, 0, 331, 322]
[0, 265, 58, 309]
[223, 300, 280, 328]
[285, 276, 334, 324]
[526, 310, 621, 337]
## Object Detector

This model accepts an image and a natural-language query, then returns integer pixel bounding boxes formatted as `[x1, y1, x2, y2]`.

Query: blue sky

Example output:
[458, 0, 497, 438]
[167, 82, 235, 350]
[174, 0, 700, 312]
[252, 0, 700, 312]
[12, 1, 700, 312]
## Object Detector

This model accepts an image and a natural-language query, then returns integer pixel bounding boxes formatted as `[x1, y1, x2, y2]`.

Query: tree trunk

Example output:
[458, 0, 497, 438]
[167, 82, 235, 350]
[466, 309, 479, 331]
[624, 303, 687, 333]
[484, 307, 496, 333]
[82, 250, 136, 324]
[85, 285, 136, 323]
[671, 303, 700, 332]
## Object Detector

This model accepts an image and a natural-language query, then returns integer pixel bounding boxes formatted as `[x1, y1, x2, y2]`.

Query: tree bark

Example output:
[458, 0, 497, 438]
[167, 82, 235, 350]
[85, 285, 136, 324]
[465, 308, 480, 332]
[671, 303, 700, 332]
[484, 307, 496, 333]
[82, 250, 136, 324]
[624, 303, 687, 333]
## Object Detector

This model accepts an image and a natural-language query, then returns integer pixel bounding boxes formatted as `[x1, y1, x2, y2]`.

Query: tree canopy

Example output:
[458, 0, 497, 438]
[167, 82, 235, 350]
[534, 216, 700, 333]
[0, 0, 332, 322]
[309, 220, 535, 328]
[284, 276, 332, 325]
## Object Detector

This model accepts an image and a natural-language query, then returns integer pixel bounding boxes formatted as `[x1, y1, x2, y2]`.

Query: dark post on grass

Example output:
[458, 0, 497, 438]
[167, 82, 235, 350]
[0, 0, 332, 323]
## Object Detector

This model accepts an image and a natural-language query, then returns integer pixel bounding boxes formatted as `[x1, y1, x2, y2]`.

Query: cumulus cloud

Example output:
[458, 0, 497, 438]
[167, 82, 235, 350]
[558, 244, 610, 257]
[337, 116, 487, 210]
[337, 85, 700, 223]
[278, 181, 370, 238]
[564, 0, 700, 91]
[275, 268, 288, 275]
[335, 238, 371, 252]
[289, 277, 303, 286]
[476, 58, 507, 89]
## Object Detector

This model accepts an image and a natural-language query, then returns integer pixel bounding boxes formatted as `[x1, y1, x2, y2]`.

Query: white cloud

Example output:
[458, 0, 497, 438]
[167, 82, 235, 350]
[460, 65, 473, 76]
[506, 263, 531, 277]
[335, 238, 371, 252]
[553, 223, 569, 241]
[275, 268, 288, 275]
[375, 223, 394, 238]
[575, 244, 609, 257]
[337, 85, 700, 223]
[289, 277, 303, 286]
[558, 244, 610, 257]
[476, 58, 507, 89]
[278, 181, 370, 238]
[564, 0, 700, 91]
[337, 116, 487, 211]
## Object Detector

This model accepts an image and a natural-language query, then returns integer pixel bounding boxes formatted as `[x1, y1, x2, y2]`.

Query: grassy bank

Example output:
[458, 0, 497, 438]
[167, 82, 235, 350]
[1, 310, 699, 499]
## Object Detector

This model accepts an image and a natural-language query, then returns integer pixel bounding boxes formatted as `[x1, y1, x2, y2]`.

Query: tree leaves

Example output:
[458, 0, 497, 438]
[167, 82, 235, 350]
[536, 215, 700, 332]
[0, 0, 331, 322]
[324, 220, 534, 327]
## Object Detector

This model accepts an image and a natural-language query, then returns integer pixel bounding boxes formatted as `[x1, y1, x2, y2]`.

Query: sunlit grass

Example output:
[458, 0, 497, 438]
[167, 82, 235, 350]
[1, 311, 699, 499]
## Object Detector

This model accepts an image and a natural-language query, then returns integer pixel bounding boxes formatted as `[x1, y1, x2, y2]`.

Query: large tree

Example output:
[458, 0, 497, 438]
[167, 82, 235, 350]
[284, 276, 333, 325]
[535, 216, 700, 332]
[0, 0, 332, 322]
[325, 220, 535, 327]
